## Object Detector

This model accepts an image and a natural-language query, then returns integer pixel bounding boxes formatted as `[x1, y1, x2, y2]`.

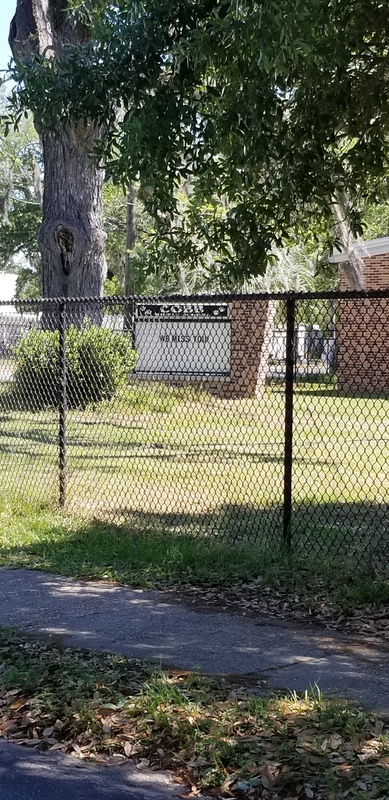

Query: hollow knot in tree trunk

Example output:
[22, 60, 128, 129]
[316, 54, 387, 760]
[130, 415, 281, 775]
[56, 227, 75, 276]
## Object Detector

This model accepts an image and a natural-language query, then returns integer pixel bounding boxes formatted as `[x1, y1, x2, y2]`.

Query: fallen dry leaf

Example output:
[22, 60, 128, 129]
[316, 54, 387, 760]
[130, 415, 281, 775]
[124, 741, 142, 757]
[261, 763, 281, 789]
[330, 734, 343, 750]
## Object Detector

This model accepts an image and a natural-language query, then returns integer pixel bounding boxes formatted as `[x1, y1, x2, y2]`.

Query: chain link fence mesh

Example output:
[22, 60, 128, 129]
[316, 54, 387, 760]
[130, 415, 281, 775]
[0, 291, 387, 569]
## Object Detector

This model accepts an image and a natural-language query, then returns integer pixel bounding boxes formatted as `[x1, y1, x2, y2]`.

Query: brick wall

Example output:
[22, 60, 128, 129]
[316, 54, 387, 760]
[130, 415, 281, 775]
[338, 254, 389, 393]
[339, 254, 389, 291]
[211, 297, 275, 398]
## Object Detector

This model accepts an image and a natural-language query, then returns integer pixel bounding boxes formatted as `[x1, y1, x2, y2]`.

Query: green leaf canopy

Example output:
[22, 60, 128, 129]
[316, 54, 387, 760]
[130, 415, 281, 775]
[8, 0, 389, 279]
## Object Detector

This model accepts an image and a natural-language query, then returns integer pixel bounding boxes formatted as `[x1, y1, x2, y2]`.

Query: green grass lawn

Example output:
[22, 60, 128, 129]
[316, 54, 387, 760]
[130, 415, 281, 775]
[0, 376, 387, 568]
[0, 375, 388, 610]
[2, 493, 389, 612]
[1, 627, 389, 800]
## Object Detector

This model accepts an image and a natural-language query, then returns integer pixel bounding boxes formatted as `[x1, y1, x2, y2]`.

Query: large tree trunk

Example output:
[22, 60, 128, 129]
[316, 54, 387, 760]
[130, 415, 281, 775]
[9, 0, 107, 299]
[39, 128, 106, 298]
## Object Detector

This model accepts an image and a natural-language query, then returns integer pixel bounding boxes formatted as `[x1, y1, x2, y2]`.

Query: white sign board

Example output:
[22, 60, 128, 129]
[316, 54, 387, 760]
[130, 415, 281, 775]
[135, 319, 231, 375]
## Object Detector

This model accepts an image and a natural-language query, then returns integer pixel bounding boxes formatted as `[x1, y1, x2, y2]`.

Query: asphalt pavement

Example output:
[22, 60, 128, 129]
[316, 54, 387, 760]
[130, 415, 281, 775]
[0, 567, 388, 710]
[1, 565, 389, 798]
[0, 738, 190, 799]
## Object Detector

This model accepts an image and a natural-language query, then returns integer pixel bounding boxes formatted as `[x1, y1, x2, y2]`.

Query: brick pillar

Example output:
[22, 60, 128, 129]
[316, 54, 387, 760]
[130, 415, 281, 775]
[221, 298, 275, 398]
[338, 254, 389, 393]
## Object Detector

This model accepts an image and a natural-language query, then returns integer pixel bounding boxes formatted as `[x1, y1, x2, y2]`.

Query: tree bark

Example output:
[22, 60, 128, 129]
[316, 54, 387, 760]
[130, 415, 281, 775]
[39, 127, 106, 298]
[331, 189, 364, 291]
[124, 185, 136, 297]
[9, 0, 106, 299]
[124, 185, 136, 335]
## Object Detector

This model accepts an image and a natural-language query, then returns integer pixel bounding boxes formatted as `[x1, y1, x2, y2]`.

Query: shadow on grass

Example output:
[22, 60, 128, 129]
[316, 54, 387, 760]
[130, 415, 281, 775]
[270, 375, 389, 400]
[0, 431, 286, 464]
[0, 426, 365, 467]
[87, 500, 389, 568]
[294, 386, 389, 400]
[0, 503, 282, 587]
[0, 499, 388, 591]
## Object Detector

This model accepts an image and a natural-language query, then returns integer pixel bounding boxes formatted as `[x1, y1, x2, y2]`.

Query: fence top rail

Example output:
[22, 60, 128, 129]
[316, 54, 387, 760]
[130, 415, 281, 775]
[1, 288, 389, 307]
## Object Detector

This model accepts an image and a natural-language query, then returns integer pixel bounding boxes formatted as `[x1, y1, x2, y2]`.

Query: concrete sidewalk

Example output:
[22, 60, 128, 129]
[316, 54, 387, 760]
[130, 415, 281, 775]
[0, 566, 388, 712]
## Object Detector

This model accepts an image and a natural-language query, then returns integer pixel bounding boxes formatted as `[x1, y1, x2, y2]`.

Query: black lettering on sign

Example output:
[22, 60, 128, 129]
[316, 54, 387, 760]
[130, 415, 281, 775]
[137, 303, 229, 319]
[159, 334, 192, 343]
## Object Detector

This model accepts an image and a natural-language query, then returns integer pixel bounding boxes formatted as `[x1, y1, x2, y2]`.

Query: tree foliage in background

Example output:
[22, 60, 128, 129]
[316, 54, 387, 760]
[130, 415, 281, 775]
[7, 0, 389, 284]
[0, 97, 41, 282]
[103, 179, 338, 296]
[240, 246, 337, 294]
[362, 196, 389, 241]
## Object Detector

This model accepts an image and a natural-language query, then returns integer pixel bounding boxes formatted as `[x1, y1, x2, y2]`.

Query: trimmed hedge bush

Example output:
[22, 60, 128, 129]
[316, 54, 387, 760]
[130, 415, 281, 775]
[13, 326, 137, 409]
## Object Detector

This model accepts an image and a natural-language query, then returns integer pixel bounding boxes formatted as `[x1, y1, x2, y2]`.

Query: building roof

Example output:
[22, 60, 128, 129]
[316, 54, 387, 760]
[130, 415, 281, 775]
[329, 237, 389, 263]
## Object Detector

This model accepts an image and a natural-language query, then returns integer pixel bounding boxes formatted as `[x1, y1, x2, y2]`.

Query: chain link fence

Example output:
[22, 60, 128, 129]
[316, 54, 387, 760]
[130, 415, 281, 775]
[0, 291, 388, 569]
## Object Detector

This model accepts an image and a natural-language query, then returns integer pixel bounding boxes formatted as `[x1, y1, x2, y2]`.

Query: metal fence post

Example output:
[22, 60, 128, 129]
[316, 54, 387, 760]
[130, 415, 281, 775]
[283, 296, 295, 551]
[58, 300, 67, 508]
[124, 296, 136, 349]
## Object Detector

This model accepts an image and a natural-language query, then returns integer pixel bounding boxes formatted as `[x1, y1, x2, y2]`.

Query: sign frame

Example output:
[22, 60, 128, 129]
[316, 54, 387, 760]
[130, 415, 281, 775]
[134, 302, 231, 376]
